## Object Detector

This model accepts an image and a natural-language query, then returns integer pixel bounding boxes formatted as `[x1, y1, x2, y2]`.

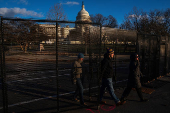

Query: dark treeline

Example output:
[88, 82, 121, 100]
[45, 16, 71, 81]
[119, 7, 170, 36]
[90, 6, 170, 36]
[90, 14, 118, 28]
[0, 19, 50, 52]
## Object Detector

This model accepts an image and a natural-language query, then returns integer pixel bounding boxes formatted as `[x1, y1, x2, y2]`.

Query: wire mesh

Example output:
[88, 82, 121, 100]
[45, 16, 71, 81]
[1, 17, 170, 113]
[56, 22, 101, 111]
[0, 18, 102, 112]
[137, 34, 161, 81]
[1, 19, 59, 112]
[100, 29, 137, 88]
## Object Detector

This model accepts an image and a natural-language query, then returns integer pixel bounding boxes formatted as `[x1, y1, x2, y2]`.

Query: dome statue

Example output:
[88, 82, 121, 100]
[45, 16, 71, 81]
[76, 1, 92, 22]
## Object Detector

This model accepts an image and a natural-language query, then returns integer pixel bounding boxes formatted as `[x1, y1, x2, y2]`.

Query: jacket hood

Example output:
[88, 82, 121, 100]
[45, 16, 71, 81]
[104, 53, 109, 59]
[130, 53, 138, 62]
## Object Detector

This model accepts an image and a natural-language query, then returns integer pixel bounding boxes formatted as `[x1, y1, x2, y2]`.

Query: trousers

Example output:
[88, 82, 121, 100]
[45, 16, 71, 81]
[100, 78, 120, 104]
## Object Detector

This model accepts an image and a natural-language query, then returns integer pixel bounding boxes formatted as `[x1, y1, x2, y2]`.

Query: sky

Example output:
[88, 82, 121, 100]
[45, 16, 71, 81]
[0, 0, 170, 25]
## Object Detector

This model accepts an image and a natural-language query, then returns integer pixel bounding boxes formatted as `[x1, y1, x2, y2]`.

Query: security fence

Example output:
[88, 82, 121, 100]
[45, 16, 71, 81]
[137, 34, 170, 82]
[1, 17, 170, 113]
[0, 17, 102, 113]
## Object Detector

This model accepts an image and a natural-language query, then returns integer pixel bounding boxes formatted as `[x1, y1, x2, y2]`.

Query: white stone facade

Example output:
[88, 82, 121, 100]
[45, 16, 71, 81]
[39, 2, 136, 46]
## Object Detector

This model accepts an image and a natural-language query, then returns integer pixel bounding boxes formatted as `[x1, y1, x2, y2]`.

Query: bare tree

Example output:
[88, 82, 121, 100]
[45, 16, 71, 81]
[163, 8, 170, 35]
[119, 19, 133, 30]
[147, 9, 164, 35]
[120, 7, 169, 36]
[90, 14, 118, 28]
[120, 6, 145, 32]
[138, 11, 149, 34]
[90, 14, 107, 25]
[46, 3, 67, 21]
[104, 15, 118, 28]
[2, 19, 49, 52]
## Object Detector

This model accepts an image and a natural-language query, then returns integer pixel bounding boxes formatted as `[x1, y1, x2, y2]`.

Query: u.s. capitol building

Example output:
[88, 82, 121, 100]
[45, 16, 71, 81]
[39, 2, 136, 45]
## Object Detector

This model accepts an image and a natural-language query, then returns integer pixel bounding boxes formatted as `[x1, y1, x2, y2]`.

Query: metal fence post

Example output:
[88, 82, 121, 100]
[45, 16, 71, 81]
[168, 36, 170, 73]
[1, 16, 8, 113]
[97, 23, 102, 109]
[56, 22, 59, 113]
[88, 25, 92, 101]
[136, 33, 139, 54]
[165, 36, 168, 75]
[114, 39, 117, 83]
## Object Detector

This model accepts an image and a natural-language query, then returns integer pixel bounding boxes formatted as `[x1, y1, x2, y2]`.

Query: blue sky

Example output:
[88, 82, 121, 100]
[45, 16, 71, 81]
[0, 0, 170, 25]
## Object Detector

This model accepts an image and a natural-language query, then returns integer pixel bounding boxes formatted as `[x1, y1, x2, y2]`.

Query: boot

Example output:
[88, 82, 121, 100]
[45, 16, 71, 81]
[120, 97, 126, 105]
[80, 103, 88, 107]
[99, 100, 106, 104]
[140, 98, 149, 102]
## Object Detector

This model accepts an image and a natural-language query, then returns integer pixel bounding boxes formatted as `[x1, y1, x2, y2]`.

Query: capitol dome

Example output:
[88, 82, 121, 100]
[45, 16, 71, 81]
[76, 2, 91, 22]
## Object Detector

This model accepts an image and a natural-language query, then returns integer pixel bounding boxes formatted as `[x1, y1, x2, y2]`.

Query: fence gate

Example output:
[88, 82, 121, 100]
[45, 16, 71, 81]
[159, 36, 170, 75]
[137, 34, 161, 81]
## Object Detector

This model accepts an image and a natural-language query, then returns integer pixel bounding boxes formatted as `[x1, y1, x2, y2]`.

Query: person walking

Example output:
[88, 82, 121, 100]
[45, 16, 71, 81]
[99, 48, 125, 106]
[72, 53, 87, 107]
[120, 53, 148, 103]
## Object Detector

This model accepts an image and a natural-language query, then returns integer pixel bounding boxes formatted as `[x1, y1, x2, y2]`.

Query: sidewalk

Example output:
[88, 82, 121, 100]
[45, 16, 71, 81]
[60, 75, 170, 113]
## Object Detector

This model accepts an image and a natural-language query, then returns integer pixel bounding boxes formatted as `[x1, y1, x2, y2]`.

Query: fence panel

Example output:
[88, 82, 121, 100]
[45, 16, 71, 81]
[0, 18, 102, 112]
[1, 17, 170, 113]
[101, 30, 137, 89]
[0, 19, 59, 113]
[56, 22, 102, 111]
[137, 34, 160, 81]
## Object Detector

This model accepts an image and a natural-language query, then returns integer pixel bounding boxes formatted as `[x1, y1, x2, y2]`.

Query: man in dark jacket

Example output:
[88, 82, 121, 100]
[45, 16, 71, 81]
[120, 53, 148, 102]
[99, 48, 123, 106]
